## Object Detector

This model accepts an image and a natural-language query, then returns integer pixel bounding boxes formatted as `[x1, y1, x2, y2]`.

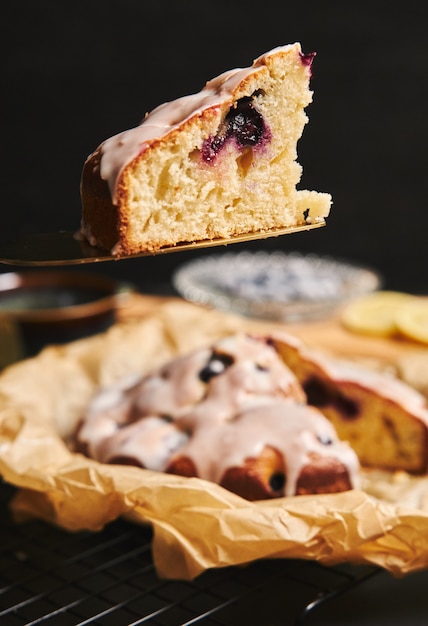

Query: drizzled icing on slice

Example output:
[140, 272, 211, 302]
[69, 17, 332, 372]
[95, 44, 310, 201]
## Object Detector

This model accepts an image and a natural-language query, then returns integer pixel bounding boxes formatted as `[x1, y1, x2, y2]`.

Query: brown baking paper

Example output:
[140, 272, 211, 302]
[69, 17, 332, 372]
[2, 297, 428, 580]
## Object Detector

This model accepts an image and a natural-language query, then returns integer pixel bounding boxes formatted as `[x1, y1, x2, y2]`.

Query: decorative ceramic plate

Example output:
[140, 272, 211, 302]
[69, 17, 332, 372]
[173, 251, 382, 321]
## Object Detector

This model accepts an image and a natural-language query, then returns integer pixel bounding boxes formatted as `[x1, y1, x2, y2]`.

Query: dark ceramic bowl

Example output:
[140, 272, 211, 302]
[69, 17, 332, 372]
[0, 270, 132, 366]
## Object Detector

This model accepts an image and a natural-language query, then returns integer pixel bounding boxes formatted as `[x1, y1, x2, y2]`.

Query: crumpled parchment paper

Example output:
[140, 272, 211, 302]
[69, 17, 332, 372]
[2, 297, 428, 580]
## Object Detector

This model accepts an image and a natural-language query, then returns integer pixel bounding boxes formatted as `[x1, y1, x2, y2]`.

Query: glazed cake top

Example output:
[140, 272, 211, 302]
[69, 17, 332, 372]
[76, 334, 360, 496]
[90, 43, 312, 201]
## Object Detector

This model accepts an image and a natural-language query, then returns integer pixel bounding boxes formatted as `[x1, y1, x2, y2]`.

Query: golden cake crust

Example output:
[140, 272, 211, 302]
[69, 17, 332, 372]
[81, 148, 120, 252]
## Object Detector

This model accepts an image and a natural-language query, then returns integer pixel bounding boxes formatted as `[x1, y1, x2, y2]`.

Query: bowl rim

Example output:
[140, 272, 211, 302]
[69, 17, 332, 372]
[0, 270, 128, 322]
[173, 250, 383, 321]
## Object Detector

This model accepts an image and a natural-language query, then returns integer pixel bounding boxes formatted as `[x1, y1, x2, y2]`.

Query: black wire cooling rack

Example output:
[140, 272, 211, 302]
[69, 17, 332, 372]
[0, 480, 379, 626]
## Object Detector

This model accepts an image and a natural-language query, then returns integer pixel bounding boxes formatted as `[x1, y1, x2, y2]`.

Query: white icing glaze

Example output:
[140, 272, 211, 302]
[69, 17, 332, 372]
[93, 44, 304, 201]
[173, 403, 359, 496]
[76, 333, 359, 497]
[90, 416, 188, 471]
[273, 330, 428, 423]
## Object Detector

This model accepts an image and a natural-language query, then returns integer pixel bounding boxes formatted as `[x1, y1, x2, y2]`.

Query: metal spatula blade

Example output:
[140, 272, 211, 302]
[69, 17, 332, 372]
[0, 221, 325, 266]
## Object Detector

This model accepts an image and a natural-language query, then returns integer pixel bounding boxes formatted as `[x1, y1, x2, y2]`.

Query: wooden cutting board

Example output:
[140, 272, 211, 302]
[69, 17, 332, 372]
[118, 293, 428, 370]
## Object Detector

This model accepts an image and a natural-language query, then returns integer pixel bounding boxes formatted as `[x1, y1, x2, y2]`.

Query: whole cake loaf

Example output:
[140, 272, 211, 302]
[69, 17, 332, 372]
[80, 43, 331, 256]
[73, 334, 359, 500]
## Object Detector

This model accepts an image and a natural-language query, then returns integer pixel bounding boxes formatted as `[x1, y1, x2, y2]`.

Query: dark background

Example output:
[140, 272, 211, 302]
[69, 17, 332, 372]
[2, 0, 428, 294]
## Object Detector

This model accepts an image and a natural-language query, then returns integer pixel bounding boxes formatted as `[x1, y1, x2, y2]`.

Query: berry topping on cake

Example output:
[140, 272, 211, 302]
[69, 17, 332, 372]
[269, 472, 286, 492]
[199, 352, 234, 382]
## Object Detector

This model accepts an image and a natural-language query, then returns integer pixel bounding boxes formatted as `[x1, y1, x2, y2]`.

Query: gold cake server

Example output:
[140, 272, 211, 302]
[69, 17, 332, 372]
[0, 221, 325, 266]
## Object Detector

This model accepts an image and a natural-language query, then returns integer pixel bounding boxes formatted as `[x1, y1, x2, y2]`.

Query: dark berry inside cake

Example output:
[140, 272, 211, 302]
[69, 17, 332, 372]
[304, 377, 360, 420]
[201, 96, 271, 163]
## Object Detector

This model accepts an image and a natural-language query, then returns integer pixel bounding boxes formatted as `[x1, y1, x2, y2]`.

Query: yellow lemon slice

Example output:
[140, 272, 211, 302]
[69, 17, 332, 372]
[341, 291, 416, 337]
[395, 299, 428, 344]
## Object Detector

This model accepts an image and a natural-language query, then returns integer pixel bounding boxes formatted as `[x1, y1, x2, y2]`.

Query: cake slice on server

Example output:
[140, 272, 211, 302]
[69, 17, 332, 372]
[80, 43, 331, 256]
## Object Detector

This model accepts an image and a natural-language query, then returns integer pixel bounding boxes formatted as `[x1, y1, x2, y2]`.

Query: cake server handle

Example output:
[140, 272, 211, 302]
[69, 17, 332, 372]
[0, 222, 325, 266]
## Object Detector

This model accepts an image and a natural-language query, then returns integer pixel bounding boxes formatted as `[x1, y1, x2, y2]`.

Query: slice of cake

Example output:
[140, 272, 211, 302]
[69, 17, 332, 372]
[270, 332, 428, 474]
[80, 43, 331, 256]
